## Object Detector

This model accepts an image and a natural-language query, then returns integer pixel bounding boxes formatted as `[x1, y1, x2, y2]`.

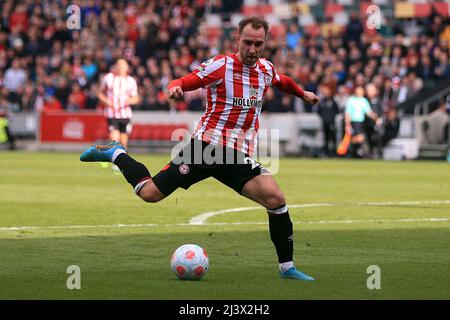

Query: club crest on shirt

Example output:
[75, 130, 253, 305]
[264, 74, 271, 86]
[179, 164, 190, 175]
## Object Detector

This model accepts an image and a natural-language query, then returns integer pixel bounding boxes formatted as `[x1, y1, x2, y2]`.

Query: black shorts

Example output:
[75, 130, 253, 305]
[107, 118, 132, 134]
[152, 139, 267, 196]
[351, 122, 365, 135]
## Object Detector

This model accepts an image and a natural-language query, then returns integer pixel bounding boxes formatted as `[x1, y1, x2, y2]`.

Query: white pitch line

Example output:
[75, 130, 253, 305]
[189, 200, 450, 225]
[0, 217, 449, 232]
[1, 200, 449, 232]
[359, 200, 450, 206]
[0, 223, 161, 231]
[189, 203, 332, 225]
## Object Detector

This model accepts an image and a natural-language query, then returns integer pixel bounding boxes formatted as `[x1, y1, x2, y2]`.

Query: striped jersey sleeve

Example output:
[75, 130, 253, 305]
[192, 55, 227, 87]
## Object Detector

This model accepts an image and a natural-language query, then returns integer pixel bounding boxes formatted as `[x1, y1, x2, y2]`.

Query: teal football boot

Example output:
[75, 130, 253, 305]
[80, 141, 126, 162]
[280, 267, 315, 281]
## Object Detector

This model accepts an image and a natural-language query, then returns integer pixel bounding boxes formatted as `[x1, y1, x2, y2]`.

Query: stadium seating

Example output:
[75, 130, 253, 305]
[242, 4, 273, 16]
[269, 24, 287, 37]
[432, 2, 449, 17]
[394, 2, 449, 18]
[298, 13, 316, 27]
[325, 3, 344, 19]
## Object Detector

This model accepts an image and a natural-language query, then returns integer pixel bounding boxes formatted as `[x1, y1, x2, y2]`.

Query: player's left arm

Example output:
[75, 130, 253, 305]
[273, 74, 319, 105]
[127, 95, 140, 105]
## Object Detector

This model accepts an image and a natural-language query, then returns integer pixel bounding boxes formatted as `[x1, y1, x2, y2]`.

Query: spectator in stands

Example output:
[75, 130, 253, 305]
[42, 94, 63, 112]
[81, 56, 98, 82]
[286, 24, 302, 51]
[54, 77, 70, 108]
[9, 3, 28, 32]
[433, 51, 450, 79]
[3, 59, 27, 110]
[85, 84, 99, 110]
[67, 83, 86, 111]
[0, 0, 447, 118]
[32, 85, 46, 113]
[21, 82, 36, 112]
[344, 12, 364, 47]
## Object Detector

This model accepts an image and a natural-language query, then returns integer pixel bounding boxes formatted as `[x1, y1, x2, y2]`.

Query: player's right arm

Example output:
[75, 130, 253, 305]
[167, 56, 226, 99]
[97, 74, 112, 107]
[167, 74, 203, 99]
[97, 92, 111, 107]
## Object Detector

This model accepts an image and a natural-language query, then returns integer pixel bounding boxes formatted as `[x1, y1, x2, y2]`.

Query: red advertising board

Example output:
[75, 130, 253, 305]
[39, 111, 107, 143]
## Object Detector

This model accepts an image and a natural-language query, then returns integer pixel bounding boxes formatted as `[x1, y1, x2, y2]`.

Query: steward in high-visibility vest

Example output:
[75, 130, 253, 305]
[0, 117, 8, 144]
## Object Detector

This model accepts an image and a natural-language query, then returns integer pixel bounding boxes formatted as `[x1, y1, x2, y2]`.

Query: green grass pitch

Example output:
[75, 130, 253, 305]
[0, 151, 449, 299]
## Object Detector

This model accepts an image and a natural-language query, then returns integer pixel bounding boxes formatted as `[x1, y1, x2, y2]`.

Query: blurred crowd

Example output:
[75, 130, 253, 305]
[0, 0, 449, 119]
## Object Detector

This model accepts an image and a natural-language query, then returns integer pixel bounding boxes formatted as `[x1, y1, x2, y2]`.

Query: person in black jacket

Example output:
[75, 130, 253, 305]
[381, 108, 400, 147]
[315, 85, 339, 157]
[365, 83, 384, 158]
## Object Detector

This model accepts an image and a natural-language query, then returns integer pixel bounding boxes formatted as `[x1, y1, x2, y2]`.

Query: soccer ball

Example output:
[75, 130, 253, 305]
[170, 244, 209, 280]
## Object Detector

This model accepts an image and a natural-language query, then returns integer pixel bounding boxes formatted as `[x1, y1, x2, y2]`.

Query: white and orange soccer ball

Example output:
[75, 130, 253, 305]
[170, 244, 209, 280]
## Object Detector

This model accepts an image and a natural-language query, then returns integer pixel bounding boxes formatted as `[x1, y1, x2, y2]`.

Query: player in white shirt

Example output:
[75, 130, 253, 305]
[97, 59, 140, 149]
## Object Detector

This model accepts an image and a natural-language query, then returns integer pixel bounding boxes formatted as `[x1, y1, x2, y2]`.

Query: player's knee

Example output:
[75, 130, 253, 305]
[140, 192, 164, 203]
[267, 190, 285, 209]
[138, 184, 164, 203]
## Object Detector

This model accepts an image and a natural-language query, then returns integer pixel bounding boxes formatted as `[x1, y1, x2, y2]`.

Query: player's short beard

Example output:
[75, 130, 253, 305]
[245, 51, 261, 65]
[246, 56, 257, 65]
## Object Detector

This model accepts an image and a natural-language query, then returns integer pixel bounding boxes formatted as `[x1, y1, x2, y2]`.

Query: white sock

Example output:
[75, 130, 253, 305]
[111, 148, 126, 163]
[279, 261, 294, 273]
[134, 178, 150, 195]
[267, 205, 288, 215]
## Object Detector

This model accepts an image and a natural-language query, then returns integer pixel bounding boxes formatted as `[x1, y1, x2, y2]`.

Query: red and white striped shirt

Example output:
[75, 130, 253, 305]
[191, 53, 281, 155]
[169, 53, 307, 155]
[101, 72, 138, 119]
